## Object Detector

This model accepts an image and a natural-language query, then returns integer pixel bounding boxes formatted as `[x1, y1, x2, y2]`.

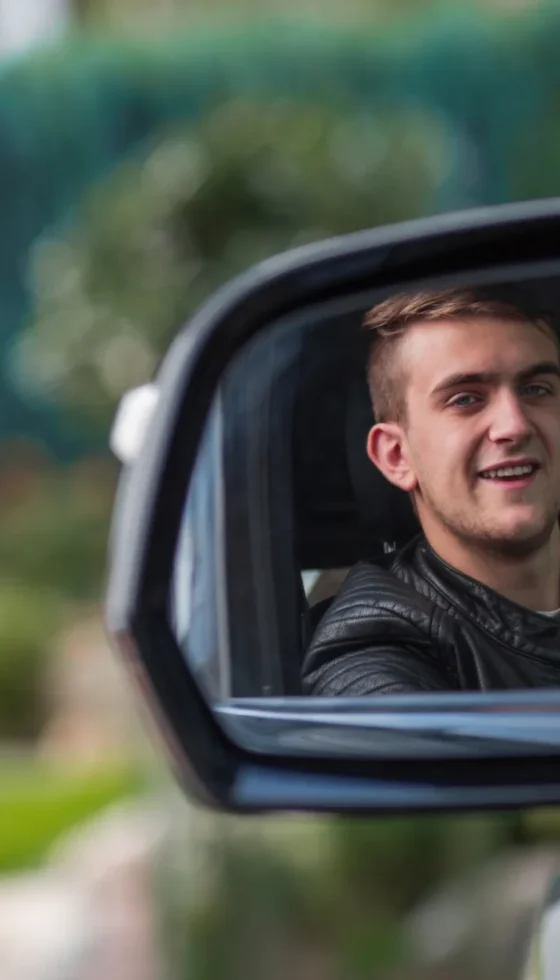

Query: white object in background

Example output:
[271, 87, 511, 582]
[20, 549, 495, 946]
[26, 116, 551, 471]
[109, 384, 160, 466]
[0, 0, 69, 56]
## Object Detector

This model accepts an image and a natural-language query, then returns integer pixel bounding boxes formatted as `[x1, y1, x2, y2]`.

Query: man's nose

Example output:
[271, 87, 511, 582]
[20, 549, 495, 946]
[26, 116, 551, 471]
[487, 390, 532, 443]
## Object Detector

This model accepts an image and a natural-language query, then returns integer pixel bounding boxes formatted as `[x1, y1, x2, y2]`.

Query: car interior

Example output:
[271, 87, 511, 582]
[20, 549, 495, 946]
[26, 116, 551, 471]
[220, 305, 420, 696]
[178, 276, 560, 698]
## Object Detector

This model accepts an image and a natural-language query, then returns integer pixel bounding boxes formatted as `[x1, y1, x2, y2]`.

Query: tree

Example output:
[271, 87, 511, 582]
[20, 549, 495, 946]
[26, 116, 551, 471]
[20, 99, 445, 426]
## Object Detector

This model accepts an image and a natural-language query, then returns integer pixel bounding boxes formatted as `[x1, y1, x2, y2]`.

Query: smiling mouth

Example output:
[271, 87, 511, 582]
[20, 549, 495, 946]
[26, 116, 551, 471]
[479, 463, 540, 482]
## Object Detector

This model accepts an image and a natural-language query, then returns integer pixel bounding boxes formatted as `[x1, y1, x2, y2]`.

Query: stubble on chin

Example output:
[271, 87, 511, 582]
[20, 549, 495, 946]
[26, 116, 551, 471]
[446, 508, 558, 560]
[419, 483, 559, 561]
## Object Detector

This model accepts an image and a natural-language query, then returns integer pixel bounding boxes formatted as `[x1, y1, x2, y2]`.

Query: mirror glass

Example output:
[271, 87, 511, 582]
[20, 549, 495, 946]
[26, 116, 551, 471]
[169, 270, 560, 708]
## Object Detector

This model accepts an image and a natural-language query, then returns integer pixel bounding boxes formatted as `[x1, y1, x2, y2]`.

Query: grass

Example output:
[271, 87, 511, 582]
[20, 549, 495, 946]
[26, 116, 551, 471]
[0, 756, 146, 872]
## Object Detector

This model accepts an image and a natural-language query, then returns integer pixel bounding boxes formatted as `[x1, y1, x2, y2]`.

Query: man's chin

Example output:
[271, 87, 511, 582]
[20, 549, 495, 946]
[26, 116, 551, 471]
[479, 513, 555, 557]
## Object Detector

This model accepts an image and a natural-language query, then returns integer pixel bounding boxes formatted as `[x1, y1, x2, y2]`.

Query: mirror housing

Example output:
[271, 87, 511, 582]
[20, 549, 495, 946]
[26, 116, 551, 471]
[106, 199, 560, 814]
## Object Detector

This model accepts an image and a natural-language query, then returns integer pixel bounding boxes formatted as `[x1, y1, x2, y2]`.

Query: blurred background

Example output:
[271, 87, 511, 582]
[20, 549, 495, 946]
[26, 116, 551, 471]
[3, 0, 560, 978]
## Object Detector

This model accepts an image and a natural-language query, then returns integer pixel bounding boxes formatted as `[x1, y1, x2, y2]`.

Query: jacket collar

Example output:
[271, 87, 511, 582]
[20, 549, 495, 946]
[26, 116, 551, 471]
[396, 535, 560, 655]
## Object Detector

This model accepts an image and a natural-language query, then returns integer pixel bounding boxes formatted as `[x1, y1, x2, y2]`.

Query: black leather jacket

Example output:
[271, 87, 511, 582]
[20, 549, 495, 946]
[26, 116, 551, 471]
[302, 536, 560, 695]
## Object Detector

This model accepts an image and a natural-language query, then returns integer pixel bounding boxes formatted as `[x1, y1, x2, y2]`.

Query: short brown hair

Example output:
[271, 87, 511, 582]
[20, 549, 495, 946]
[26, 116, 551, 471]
[363, 287, 556, 423]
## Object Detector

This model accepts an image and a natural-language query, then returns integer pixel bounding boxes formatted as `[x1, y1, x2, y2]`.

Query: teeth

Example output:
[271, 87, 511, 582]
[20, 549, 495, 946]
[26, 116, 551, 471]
[481, 465, 534, 479]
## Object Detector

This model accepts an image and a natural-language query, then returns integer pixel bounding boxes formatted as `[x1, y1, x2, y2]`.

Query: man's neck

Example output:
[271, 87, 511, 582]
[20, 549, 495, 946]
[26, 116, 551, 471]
[422, 524, 560, 613]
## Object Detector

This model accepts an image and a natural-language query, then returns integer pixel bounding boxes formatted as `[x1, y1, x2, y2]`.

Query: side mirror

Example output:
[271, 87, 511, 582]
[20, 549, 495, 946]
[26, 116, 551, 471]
[106, 199, 560, 814]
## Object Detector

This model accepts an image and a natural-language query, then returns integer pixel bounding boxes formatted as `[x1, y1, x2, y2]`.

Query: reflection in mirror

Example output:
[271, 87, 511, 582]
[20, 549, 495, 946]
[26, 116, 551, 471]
[171, 275, 560, 703]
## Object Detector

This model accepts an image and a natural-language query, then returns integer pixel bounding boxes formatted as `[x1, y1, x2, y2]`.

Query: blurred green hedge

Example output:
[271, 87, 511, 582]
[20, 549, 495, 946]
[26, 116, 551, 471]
[156, 807, 526, 980]
[22, 100, 446, 423]
[0, 584, 64, 739]
[0, 757, 144, 871]
[4, 5, 560, 449]
[0, 451, 117, 739]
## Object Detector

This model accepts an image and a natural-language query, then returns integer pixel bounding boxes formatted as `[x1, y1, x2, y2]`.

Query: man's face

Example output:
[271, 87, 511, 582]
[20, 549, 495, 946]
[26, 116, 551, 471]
[371, 317, 560, 556]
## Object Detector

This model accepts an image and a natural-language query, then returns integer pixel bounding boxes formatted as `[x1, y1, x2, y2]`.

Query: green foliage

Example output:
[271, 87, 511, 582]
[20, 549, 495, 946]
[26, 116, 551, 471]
[185, 842, 320, 980]
[0, 452, 117, 599]
[0, 583, 65, 739]
[22, 100, 446, 424]
[511, 98, 560, 202]
[0, 6, 559, 449]
[325, 813, 519, 915]
[75, 0, 449, 34]
[0, 449, 117, 738]
[157, 809, 524, 980]
[0, 758, 144, 871]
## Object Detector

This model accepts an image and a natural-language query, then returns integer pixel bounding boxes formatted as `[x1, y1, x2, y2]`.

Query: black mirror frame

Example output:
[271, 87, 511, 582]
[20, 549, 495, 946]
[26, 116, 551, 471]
[107, 198, 560, 814]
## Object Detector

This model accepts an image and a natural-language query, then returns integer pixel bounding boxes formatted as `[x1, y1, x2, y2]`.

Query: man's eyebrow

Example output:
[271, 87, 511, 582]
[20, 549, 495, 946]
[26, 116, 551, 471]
[516, 361, 560, 382]
[431, 361, 560, 396]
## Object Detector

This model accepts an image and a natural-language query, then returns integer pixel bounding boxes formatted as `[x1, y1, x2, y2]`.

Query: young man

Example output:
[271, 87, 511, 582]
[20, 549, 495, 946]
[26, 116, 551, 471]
[302, 288, 560, 695]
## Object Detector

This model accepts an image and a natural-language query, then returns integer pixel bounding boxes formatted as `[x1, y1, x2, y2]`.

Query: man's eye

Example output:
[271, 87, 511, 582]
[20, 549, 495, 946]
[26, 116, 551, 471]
[521, 383, 552, 397]
[448, 393, 479, 408]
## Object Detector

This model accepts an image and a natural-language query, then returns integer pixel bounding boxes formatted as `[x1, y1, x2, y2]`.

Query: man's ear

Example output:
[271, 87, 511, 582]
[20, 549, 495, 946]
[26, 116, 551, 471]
[367, 422, 418, 493]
